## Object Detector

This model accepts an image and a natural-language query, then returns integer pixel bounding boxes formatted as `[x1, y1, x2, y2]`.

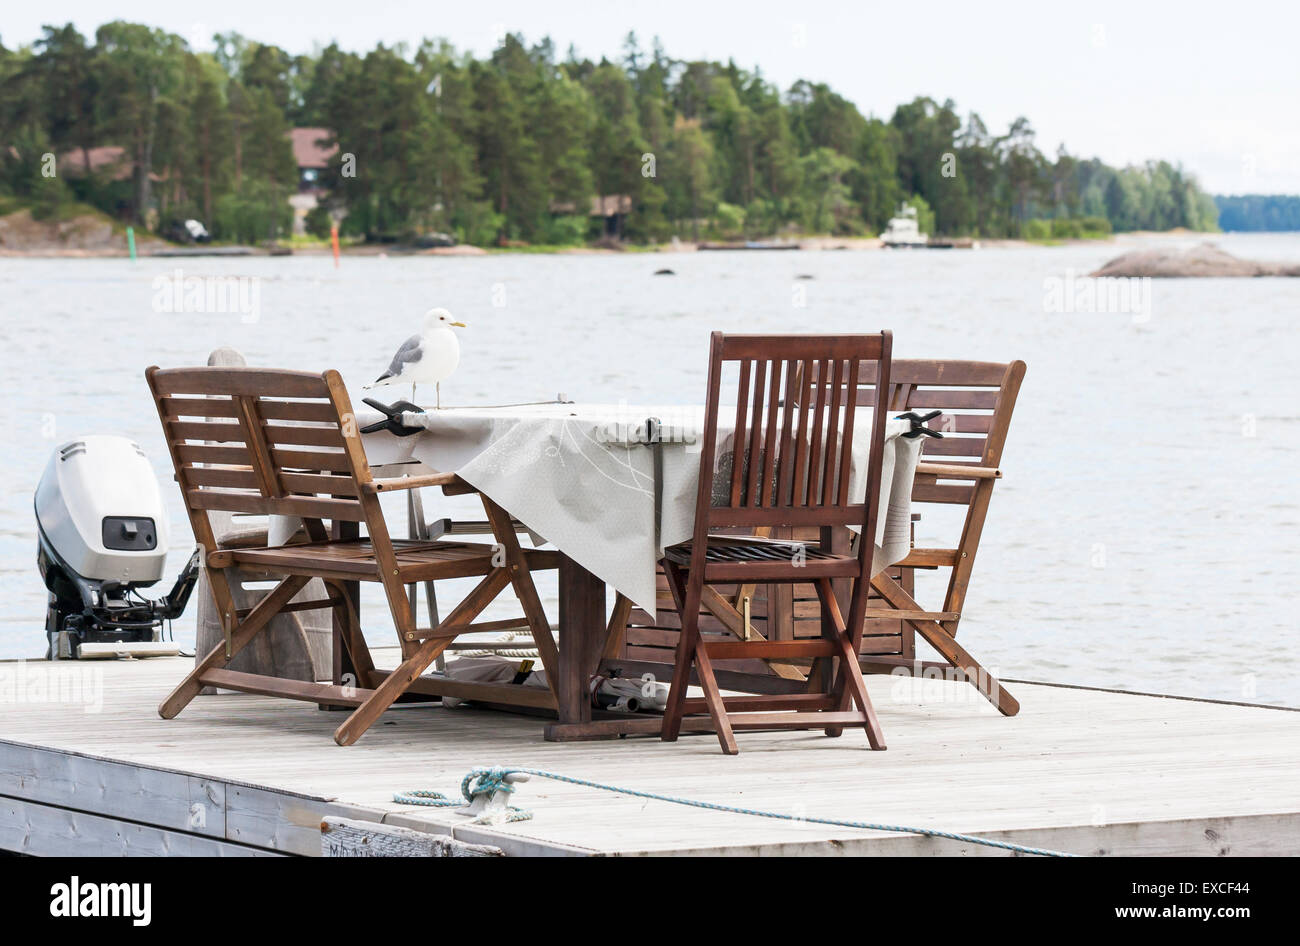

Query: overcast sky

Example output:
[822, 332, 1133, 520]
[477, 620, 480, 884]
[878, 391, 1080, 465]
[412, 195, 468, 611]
[6, 0, 1296, 194]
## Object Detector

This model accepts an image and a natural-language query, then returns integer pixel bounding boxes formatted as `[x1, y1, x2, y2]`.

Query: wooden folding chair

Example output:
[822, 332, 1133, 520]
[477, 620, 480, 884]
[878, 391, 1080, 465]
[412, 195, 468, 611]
[612, 359, 1027, 720]
[660, 331, 894, 754]
[776, 359, 1025, 718]
[145, 366, 560, 746]
[854, 359, 1027, 716]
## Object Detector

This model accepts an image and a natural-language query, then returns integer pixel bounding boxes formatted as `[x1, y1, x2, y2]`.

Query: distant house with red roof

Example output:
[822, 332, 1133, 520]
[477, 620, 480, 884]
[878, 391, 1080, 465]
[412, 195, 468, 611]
[58, 146, 131, 180]
[286, 127, 338, 234]
[58, 146, 163, 182]
[288, 128, 338, 193]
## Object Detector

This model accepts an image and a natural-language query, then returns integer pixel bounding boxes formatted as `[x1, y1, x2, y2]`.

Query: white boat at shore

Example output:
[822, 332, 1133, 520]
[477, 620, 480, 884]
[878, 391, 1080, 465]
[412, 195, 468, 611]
[880, 204, 929, 248]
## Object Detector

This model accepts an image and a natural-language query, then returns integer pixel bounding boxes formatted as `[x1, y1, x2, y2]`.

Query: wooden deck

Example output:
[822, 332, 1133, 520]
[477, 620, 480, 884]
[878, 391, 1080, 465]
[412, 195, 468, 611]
[1, 654, 1297, 856]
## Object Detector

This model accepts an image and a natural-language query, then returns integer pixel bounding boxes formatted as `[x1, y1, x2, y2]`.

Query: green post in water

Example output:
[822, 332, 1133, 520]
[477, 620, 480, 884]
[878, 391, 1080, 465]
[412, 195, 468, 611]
[126, 226, 136, 261]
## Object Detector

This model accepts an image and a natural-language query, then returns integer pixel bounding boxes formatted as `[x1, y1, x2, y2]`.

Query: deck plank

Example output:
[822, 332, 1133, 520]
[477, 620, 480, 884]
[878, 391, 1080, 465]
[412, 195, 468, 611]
[0, 655, 1297, 855]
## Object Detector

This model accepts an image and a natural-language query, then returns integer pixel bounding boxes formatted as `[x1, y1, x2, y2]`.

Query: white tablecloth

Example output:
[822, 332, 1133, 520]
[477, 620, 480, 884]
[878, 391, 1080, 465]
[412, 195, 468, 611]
[358, 403, 922, 615]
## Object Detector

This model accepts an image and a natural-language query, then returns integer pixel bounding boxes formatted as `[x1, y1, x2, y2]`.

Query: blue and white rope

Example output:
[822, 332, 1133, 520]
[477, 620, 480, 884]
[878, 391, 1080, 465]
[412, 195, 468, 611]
[395, 765, 1077, 857]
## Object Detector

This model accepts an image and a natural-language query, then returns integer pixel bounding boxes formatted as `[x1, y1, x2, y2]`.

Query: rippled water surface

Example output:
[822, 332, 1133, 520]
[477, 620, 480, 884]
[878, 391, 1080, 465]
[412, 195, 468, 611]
[2, 233, 1297, 706]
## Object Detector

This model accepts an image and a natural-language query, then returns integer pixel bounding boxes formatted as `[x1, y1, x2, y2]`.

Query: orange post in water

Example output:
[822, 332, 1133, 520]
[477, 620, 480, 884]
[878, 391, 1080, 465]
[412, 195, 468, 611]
[330, 223, 340, 268]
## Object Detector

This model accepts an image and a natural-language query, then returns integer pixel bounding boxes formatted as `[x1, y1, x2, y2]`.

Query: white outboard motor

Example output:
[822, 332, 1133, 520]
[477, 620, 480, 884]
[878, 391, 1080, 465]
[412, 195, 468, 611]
[35, 435, 197, 659]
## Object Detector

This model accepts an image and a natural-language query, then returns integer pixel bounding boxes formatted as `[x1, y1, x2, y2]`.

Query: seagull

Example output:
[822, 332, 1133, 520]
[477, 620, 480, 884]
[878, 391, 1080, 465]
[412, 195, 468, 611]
[366, 307, 466, 408]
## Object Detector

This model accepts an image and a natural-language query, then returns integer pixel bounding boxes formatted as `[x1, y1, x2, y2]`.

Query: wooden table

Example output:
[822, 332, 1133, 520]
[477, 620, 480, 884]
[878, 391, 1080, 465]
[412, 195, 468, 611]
[544, 556, 610, 740]
[338, 403, 920, 740]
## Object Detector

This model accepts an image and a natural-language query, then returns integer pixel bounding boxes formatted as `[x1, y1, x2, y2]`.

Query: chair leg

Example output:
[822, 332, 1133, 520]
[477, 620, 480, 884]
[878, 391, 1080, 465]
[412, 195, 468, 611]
[830, 625, 887, 750]
[813, 580, 847, 737]
[659, 565, 694, 743]
[872, 573, 1020, 716]
[406, 488, 444, 671]
[332, 635, 450, 746]
[332, 568, 512, 746]
[908, 618, 1020, 717]
[480, 495, 561, 685]
[324, 579, 377, 689]
[816, 579, 885, 749]
[692, 641, 738, 755]
[601, 594, 634, 660]
[662, 563, 737, 753]
[159, 574, 309, 719]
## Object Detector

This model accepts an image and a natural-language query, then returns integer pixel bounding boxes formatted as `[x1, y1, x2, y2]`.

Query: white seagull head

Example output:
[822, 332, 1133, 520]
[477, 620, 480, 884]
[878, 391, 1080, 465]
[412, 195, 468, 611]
[424, 307, 466, 331]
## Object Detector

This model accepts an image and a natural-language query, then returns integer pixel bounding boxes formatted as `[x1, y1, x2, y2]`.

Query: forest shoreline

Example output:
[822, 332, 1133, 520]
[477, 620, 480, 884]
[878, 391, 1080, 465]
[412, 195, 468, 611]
[1, 207, 1157, 258]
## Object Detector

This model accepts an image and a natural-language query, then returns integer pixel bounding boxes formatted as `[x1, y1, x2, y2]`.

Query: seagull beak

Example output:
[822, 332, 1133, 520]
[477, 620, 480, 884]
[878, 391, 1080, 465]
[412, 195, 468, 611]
[451, 321, 467, 327]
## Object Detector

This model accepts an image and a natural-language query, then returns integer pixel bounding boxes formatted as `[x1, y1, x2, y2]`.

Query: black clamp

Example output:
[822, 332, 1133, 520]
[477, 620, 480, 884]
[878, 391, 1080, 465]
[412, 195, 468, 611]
[360, 398, 427, 437]
[897, 409, 945, 439]
[644, 416, 662, 444]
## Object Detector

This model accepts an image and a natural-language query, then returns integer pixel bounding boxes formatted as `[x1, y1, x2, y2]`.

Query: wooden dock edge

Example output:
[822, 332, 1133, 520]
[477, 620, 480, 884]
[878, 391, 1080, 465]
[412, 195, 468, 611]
[595, 811, 1300, 857]
[0, 738, 592, 857]
[5, 733, 1300, 856]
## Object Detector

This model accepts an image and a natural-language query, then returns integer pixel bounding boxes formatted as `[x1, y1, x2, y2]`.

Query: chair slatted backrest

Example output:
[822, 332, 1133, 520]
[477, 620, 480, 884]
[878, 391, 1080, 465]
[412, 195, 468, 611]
[694, 332, 893, 547]
[146, 367, 374, 546]
[842, 359, 1025, 506]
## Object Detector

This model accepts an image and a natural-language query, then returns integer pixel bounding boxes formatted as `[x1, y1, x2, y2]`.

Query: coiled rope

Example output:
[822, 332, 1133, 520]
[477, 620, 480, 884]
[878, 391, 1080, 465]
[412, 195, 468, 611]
[395, 765, 1077, 856]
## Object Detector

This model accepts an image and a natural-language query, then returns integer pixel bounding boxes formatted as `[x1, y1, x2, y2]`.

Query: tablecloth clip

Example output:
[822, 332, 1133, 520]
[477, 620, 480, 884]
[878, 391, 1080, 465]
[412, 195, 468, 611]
[896, 410, 945, 439]
[360, 397, 426, 436]
[362, 396, 575, 435]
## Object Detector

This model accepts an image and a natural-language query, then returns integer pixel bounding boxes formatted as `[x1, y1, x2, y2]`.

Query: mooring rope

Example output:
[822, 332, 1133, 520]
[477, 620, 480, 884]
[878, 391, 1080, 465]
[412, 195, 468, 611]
[392, 770, 534, 823]
[394, 765, 1078, 857]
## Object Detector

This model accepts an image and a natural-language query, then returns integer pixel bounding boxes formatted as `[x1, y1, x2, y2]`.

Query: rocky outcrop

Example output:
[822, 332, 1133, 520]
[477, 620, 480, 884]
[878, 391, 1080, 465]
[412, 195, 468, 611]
[1091, 242, 1300, 277]
[0, 208, 163, 255]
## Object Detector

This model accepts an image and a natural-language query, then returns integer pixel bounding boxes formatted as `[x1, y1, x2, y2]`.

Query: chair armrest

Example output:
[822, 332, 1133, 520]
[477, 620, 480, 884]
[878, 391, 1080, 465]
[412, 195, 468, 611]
[915, 462, 1001, 480]
[439, 479, 480, 496]
[366, 471, 471, 493]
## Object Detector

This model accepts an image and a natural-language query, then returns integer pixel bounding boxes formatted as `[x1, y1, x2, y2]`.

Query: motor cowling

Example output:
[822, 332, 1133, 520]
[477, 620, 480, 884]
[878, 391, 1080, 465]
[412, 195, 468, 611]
[35, 435, 171, 587]
[34, 435, 191, 659]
